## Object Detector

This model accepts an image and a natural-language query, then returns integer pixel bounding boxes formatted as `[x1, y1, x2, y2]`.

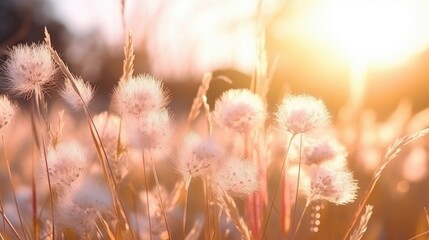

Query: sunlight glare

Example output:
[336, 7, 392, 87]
[322, 0, 429, 65]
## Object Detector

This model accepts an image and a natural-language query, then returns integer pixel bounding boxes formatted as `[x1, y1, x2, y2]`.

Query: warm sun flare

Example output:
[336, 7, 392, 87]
[321, 0, 429, 65]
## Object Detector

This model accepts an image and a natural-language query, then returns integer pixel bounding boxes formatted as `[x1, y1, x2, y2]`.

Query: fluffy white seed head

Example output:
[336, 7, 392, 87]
[56, 177, 112, 236]
[177, 133, 224, 183]
[276, 94, 331, 135]
[44, 141, 88, 191]
[212, 157, 258, 198]
[0, 95, 16, 130]
[302, 166, 358, 205]
[4, 43, 56, 98]
[124, 110, 171, 150]
[289, 136, 347, 166]
[69, 177, 112, 212]
[213, 89, 266, 133]
[60, 77, 94, 111]
[113, 74, 166, 117]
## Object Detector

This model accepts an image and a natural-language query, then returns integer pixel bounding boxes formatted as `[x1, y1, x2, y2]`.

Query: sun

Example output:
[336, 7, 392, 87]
[321, 0, 429, 66]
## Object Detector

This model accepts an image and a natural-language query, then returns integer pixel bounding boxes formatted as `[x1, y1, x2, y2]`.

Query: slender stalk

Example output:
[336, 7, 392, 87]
[203, 179, 211, 240]
[45, 30, 135, 238]
[408, 230, 429, 240]
[244, 131, 261, 240]
[149, 150, 171, 239]
[290, 133, 303, 239]
[209, 181, 218, 240]
[30, 144, 38, 239]
[1, 135, 26, 239]
[141, 151, 152, 240]
[343, 186, 370, 239]
[33, 89, 55, 240]
[280, 171, 289, 237]
[291, 199, 311, 240]
[95, 223, 106, 240]
[182, 184, 189, 239]
[262, 134, 296, 239]
[0, 189, 6, 234]
[0, 207, 22, 239]
[129, 185, 140, 239]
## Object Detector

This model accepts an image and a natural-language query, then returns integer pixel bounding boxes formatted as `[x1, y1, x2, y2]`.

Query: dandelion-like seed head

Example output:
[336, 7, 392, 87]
[45, 141, 88, 190]
[306, 166, 358, 205]
[56, 177, 111, 236]
[177, 133, 224, 181]
[0, 95, 16, 130]
[212, 157, 258, 198]
[113, 74, 166, 117]
[276, 94, 331, 135]
[290, 136, 347, 165]
[213, 89, 266, 133]
[69, 177, 112, 212]
[124, 110, 171, 150]
[60, 77, 94, 111]
[4, 43, 56, 98]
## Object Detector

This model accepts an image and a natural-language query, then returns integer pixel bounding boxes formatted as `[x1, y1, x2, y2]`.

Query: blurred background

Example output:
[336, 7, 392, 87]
[4, 0, 429, 116]
[2, 0, 429, 239]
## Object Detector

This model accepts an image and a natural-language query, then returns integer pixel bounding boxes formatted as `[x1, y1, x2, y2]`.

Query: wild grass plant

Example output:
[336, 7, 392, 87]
[0, 24, 428, 240]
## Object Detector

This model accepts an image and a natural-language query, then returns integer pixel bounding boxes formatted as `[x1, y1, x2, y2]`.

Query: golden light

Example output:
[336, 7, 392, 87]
[277, 0, 429, 113]
[321, 0, 429, 66]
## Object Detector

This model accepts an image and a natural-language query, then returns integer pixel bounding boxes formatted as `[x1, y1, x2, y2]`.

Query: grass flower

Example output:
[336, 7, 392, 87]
[124, 110, 171, 150]
[302, 166, 358, 205]
[0, 95, 16, 130]
[7, 27, 427, 240]
[212, 157, 258, 198]
[44, 141, 88, 191]
[56, 177, 112, 236]
[60, 77, 94, 111]
[289, 136, 348, 166]
[213, 89, 266, 133]
[113, 74, 167, 118]
[176, 133, 224, 185]
[276, 94, 331, 135]
[3, 43, 56, 98]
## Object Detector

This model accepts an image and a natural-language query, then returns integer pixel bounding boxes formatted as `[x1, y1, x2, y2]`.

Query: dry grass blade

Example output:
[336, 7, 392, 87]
[350, 205, 373, 240]
[120, 31, 135, 82]
[187, 74, 232, 132]
[406, 208, 429, 240]
[120, 0, 126, 31]
[98, 213, 115, 240]
[0, 208, 22, 239]
[1, 135, 26, 240]
[378, 127, 429, 179]
[50, 110, 64, 148]
[343, 128, 429, 240]
[252, 26, 267, 96]
[184, 219, 204, 240]
[408, 230, 429, 240]
[425, 207, 429, 227]
[219, 192, 251, 240]
[30, 94, 55, 240]
[44, 27, 135, 239]
[187, 73, 212, 124]
[166, 181, 184, 212]
[149, 152, 171, 239]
